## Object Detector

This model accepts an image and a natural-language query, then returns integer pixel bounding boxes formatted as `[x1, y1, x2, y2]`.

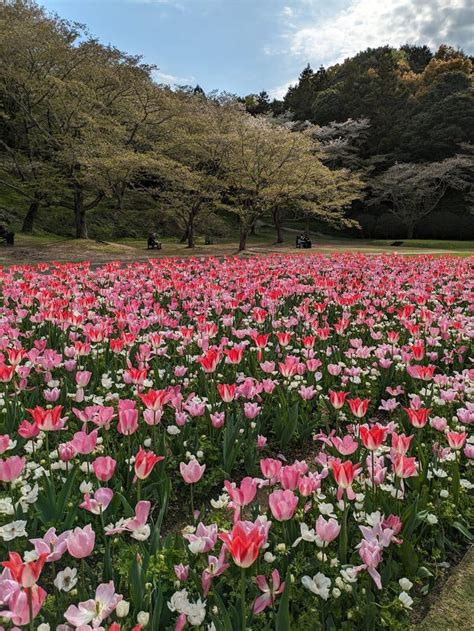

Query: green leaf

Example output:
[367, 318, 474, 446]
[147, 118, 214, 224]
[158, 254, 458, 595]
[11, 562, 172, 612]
[210, 590, 234, 631]
[129, 554, 145, 610]
[275, 571, 291, 631]
[452, 520, 473, 541]
[397, 541, 419, 576]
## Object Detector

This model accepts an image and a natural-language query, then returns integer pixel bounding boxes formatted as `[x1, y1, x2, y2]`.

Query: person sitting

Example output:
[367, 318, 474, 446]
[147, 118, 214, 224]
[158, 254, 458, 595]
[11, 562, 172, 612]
[147, 232, 161, 250]
[0, 224, 14, 245]
[296, 233, 312, 249]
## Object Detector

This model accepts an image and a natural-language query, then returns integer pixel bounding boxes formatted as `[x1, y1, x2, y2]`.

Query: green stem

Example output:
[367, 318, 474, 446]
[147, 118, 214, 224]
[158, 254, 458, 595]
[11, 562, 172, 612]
[340, 499, 349, 564]
[81, 558, 87, 597]
[28, 588, 34, 631]
[240, 566, 246, 631]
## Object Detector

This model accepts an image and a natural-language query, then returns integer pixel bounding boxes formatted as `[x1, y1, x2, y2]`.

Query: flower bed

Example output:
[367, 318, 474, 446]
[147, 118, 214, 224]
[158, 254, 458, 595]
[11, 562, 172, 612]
[0, 254, 472, 630]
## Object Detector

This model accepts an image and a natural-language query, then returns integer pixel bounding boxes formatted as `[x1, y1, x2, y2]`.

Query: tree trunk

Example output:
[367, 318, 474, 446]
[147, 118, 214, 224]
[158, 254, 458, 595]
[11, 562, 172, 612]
[74, 188, 88, 239]
[115, 183, 126, 210]
[116, 192, 124, 211]
[187, 212, 195, 248]
[180, 224, 189, 243]
[406, 223, 414, 239]
[249, 221, 256, 236]
[273, 207, 284, 243]
[238, 223, 248, 252]
[21, 200, 40, 233]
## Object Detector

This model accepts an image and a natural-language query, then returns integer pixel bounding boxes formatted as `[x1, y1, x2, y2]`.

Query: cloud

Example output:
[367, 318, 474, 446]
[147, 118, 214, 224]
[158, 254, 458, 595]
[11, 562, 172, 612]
[281, 6, 294, 18]
[130, 0, 185, 10]
[268, 79, 297, 100]
[153, 69, 195, 85]
[285, 0, 474, 65]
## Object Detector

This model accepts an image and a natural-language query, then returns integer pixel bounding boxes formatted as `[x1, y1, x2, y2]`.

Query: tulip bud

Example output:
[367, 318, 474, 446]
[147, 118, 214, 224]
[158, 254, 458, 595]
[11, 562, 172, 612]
[116, 600, 130, 617]
[137, 611, 150, 626]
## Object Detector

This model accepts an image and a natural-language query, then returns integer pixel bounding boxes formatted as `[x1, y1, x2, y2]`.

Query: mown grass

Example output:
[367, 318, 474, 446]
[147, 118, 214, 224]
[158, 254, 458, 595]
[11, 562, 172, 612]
[0, 233, 472, 267]
[416, 548, 474, 630]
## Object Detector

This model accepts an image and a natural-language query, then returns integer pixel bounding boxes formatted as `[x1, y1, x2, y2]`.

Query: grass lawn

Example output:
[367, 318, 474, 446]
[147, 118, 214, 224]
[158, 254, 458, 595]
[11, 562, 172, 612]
[416, 548, 474, 630]
[0, 233, 472, 267]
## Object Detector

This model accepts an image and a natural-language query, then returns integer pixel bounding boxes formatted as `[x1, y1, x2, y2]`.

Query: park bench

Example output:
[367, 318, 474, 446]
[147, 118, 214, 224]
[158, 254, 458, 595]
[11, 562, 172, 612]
[296, 233, 312, 249]
[147, 233, 162, 250]
[0, 229, 14, 246]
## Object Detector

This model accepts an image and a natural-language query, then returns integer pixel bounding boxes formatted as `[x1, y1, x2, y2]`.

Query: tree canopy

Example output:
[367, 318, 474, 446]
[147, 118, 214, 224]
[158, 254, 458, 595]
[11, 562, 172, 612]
[1, 0, 473, 242]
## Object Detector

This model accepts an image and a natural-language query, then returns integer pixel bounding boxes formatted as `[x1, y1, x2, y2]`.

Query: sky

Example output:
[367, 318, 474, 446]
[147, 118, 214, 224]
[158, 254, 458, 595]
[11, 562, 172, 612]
[40, 0, 474, 99]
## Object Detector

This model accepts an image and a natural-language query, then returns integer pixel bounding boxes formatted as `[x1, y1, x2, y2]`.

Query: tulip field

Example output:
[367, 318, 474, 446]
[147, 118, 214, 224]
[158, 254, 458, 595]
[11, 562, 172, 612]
[0, 253, 472, 631]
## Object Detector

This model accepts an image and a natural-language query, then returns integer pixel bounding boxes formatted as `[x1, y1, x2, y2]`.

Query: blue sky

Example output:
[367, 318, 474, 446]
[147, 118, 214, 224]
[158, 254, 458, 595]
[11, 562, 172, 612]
[40, 0, 474, 98]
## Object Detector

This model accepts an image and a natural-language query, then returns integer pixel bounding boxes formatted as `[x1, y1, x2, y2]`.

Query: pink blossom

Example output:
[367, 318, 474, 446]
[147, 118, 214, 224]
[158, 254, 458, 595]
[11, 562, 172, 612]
[64, 581, 122, 627]
[67, 525, 96, 559]
[180, 459, 206, 484]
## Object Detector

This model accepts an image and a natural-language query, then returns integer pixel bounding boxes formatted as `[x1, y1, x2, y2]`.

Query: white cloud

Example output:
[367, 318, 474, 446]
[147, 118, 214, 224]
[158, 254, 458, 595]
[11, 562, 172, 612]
[268, 79, 296, 100]
[286, 0, 473, 65]
[153, 69, 195, 85]
[281, 6, 294, 18]
[130, 0, 185, 9]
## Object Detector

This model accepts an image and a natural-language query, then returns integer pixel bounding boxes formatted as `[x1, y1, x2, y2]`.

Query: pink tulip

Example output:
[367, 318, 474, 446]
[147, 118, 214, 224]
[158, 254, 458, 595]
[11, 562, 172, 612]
[224, 477, 257, 515]
[0, 456, 25, 482]
[298, 474, 319, 496]
[64, 581, 122, 627]
[210, 411, 225, 428]
[447, 431, 467, 450]
[30, 527, 70, 563]
[268, 489, 298, 521]
[80, 488, 114, 514]
[92, 456, 117, 481]
[217, 383, 236, 403]
[174, 564, 189, 581]
[75, 370, 92, 387]
[357, 539, 382, 589]
[106, 501, 150, 536]
[257, 435, 267, 449]
[244, 402, 261, 419]
[392, 454, 418, 479]
[260, 458, 282, 482]
[279, 465, 301, 490]
[315, 515, 341, 543]
[464, 444, 474, 459]
[67, 524, 96, 559]
[0, 581, 47, 625]
[184, 522, 218, 554]
[347, 398, 370, 418]
[253, 569, 285, 614]
[180, 459, 206, 484]
[331, 435, 358, 455]
[58, 442, 76, 462]
[71, 429, 98, 455]
[134, 447, 164, 480]
[117, 407, 139, 435]
[391, 433, 413, 456]
[201, 546, 229, 596]
[0, 434, 10, 454]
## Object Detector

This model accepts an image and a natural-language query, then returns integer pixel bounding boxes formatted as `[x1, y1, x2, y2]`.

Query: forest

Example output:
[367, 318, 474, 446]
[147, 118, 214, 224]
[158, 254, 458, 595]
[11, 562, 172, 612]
[1, 0, 473, 244]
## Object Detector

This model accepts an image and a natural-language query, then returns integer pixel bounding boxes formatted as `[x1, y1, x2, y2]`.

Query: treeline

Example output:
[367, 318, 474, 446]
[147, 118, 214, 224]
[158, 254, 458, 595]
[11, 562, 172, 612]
[0, 0, 363, 248]
[243, 45, 474, 238]
[1, 1, 473, 244]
